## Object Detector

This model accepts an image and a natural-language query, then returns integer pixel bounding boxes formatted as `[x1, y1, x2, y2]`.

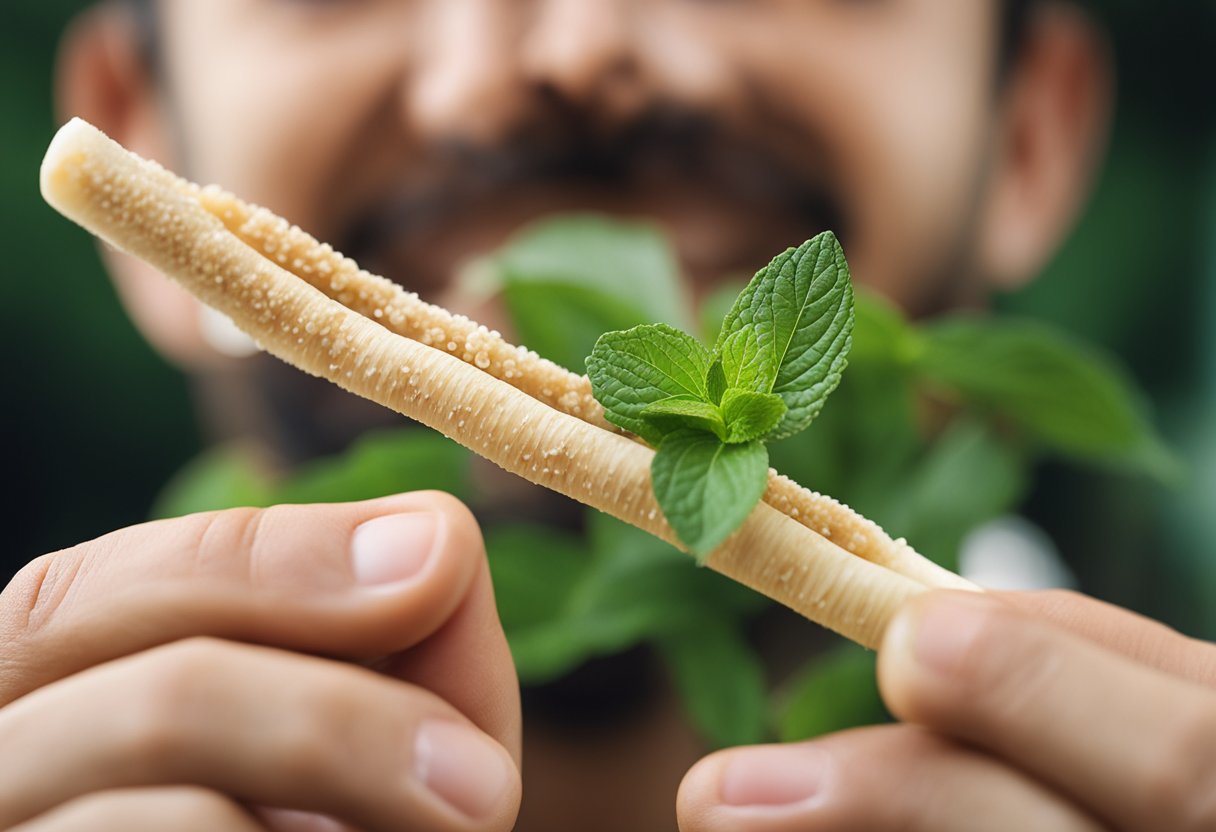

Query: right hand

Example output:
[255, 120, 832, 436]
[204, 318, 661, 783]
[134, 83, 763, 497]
[0, 491, 521, 832]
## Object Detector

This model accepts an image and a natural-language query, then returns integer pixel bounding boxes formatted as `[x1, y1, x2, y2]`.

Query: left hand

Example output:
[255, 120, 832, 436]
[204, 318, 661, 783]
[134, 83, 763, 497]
[677, 590, 1216, 832]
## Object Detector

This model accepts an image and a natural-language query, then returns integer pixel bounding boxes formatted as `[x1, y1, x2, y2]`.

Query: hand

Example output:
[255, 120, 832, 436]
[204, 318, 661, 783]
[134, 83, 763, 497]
[677, 589, 1216, 831]
[0, 492, 521, 832]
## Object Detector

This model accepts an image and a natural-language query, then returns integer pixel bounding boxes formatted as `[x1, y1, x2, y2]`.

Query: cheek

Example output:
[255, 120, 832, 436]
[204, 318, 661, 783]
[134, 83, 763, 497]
[164, 2, 414, 235]
[848, 91, 991, 307]
[845, 26, 996, 306]
[705, 3, 994, 304]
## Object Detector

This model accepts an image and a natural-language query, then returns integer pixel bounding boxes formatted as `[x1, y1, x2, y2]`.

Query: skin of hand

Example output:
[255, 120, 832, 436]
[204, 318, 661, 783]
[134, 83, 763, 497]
[0, 491, 522, 832]
[678, 589, 1216, 832]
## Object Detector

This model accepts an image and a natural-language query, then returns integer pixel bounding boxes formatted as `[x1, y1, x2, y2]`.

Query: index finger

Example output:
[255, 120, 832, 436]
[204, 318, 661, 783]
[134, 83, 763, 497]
[0, 491, 519, 756]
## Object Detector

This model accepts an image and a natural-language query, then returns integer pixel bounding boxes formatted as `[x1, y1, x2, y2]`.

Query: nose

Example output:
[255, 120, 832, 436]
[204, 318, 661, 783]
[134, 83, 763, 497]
[405, 0, 529, 144]
[522, 0, 638, 107]
[405, 0, 642, 145]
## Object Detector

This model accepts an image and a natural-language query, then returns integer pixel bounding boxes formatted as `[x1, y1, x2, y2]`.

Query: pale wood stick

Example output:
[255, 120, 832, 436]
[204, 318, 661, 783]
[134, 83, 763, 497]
[762, 474, 978, 591]
[188, 180, 977, 593]
[194, 186, 605, 425]
[41, 118, 939, 647]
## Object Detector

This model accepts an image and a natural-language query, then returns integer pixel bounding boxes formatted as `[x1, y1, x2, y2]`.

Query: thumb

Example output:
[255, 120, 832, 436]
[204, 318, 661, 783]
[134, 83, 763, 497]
[1, 491, 491, 705]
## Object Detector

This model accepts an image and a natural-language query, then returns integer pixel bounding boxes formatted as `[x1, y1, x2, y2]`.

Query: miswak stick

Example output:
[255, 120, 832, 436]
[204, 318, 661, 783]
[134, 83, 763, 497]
[41, 117, 956, 649]
[193, 175, 975, 593]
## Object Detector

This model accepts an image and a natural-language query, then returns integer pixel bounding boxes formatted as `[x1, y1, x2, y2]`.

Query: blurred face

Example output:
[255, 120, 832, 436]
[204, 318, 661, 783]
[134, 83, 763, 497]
[96, 6, 1062, 830]
[154, 0, 1004, 319]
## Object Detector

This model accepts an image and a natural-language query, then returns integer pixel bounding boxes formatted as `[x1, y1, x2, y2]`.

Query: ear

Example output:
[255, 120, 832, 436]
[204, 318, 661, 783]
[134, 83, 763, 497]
[56, 4, 246, 367]
[57, 3, 167, 161]
[976, 2, 1113, 290]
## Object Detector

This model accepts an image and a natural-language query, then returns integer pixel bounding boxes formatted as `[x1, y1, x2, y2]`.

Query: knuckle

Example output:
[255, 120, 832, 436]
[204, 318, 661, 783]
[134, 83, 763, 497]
[1140, 704, 1216, 831]
[157, 786, 254, 826]
[0, 554, 54, 635]
[58, 786, 252, 829]
[275, 674, 370, 783]
[191, 506, 266, 571]
[3, 546, 92, 635]
[195, 504, 336, 589]
[121, 638, 230, 760]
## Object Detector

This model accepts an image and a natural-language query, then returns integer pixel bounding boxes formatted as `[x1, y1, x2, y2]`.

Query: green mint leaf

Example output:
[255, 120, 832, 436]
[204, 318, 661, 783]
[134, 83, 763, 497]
[486, 524, 589, 634]
[497, 215, 692, 328]
[881, 418, 1027, 570]
[273, 429, 471, 504]
[154, 429, 472, 520]
[491, 216, 694, 369]
[651, 429, 770, 558]
[499, 285, 661, 375]
[500, 513, 767, 683]
[699, 281, 748, 344]
[706, 359, 728, 405]
[917, 318, 1179, 481]
[851, 290, 923, 367]
[152, 447, 271, 519]
[714, 231, 855, 440]
[659, 622, 768, 748]
[586, 324, 713, 446]
[641, 396, 727, 442]
[717, 325, 766, 391]
[778, 645, 887, 742]
[720, 388, 787, 443]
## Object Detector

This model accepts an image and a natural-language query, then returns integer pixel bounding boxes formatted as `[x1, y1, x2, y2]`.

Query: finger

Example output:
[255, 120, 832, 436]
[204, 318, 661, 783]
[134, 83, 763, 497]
[380, 562, 520, 760]
[677, 725, 1105, 832]
[0, 638, 520, 832]
[255, 808, 356, 832]
[996, 589, 1216, 688]
[8, 787, 266, 832]
[879, 591, 1216, 832]
[0, 492, 514, 739]
[2, 491, 477, 678]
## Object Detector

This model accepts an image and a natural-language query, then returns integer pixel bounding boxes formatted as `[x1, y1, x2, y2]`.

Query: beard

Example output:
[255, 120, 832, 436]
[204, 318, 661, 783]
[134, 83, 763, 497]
[205, 113, 839, 473]
[337, 100, 848, 306]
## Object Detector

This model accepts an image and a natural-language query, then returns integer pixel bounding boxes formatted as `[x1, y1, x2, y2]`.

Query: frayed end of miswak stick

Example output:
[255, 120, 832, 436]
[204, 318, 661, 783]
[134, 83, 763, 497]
[41, 118, 99, 217]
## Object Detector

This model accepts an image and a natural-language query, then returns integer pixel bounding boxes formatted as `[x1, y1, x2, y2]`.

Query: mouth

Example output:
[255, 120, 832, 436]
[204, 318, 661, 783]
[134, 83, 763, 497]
[340, 109, 846, 306]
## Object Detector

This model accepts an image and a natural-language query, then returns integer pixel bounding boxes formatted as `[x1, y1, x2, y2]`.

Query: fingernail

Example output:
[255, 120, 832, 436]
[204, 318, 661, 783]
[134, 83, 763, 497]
[255, 808, 348, 832]
[911, 594, 991, 677]
[720, 746, 828, 807]
[350, 512, 440, 587]
[414, 720, 512, 820]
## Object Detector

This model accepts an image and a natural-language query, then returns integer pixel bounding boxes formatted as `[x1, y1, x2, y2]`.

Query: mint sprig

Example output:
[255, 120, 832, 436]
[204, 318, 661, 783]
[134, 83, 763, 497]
[715, 229, 855, 439]
[585, 323, 713, 446]
[650, 429, 771, 556]
[588, 231, 855, 557]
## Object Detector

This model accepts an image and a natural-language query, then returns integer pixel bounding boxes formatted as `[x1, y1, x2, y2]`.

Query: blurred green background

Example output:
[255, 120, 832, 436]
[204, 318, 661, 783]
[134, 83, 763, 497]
[2, 1, 1213, 636]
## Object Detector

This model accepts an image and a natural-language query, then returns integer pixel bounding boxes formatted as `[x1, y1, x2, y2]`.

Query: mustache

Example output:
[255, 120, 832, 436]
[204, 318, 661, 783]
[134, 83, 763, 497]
[343, 104, 846, 267]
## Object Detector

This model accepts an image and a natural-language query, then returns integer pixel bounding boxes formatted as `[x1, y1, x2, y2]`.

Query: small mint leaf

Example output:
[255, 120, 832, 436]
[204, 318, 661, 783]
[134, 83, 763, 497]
[917, 318, 1179, 481]
[778, 645, 885, 742]
[642, 396, 727, 441]
[651, 430, 770, 558]
[715, 231, 855, 440]
[717, 326, 765, 392]
[720, 389, 787, 443]
[658, 622, 767, 748]
[706, 359, 728, 406]
[587, 324, 713, 446]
